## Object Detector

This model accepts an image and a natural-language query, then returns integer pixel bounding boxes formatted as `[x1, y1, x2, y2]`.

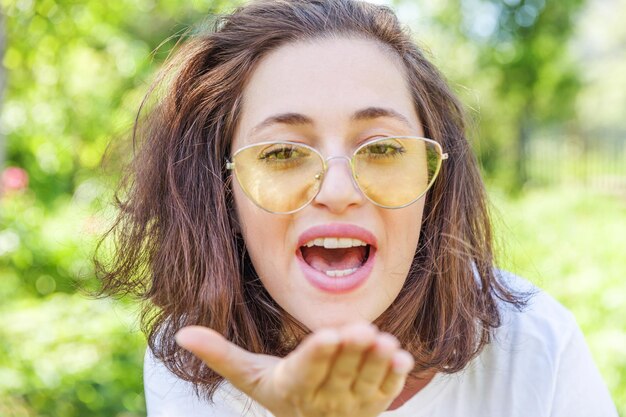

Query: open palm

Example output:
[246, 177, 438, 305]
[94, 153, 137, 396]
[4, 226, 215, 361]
[175, 322, 414, 417]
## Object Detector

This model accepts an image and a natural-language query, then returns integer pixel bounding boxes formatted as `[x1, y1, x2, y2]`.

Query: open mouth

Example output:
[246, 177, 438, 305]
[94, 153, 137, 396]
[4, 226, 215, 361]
[295, 225, 378, 293]
[299, 244, 371, 277]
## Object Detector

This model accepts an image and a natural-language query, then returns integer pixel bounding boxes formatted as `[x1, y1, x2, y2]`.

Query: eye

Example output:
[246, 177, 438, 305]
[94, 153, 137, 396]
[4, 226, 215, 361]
[259, 145, 305, 161]
[256, 144, 313, 171]
[358, 140, 406, 158]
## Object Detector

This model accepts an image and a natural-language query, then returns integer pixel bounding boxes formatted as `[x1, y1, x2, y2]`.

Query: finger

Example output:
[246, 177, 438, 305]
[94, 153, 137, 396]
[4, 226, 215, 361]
[352, 332, 399, 396]
[320, 323, 378, 393]
[276, 328, 341, 395]
[175, 326, 262, 393]
[379, 350, 414, 397]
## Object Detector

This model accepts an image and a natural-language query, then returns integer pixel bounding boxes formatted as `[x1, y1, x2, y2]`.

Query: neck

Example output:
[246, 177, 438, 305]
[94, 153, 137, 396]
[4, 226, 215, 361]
[387, 369, 437, 411]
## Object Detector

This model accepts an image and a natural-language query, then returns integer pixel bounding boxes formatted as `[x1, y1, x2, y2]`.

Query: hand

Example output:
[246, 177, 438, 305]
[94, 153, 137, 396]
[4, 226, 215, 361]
[175, 322, 414, 417]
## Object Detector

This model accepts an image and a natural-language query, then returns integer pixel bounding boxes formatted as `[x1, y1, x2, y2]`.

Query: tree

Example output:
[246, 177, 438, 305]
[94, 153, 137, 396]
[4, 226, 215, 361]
[427, 0, 586, 190]
[0, 1, 239, 415]
[0, 0, 239, 297]
[1, 10, 5, 170]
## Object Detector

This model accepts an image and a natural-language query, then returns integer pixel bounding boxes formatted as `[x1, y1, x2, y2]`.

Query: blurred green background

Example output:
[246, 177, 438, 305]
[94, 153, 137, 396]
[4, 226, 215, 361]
[0, 0, 624, 415]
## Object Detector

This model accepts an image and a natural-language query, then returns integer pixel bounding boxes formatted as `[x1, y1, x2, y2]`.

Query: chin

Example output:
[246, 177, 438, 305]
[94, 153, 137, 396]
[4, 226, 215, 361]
[291, 303, 381, 331]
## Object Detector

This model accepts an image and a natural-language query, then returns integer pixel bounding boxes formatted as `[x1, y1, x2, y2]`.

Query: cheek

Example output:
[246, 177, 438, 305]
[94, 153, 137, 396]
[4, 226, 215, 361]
[231, 175, 246, 221]
[412, 203, 425, 243]
[234, 184, 262, 246]
[385, 202, 425, 262]
[232, 176, 265, 239]
[233, 181, 291, 276]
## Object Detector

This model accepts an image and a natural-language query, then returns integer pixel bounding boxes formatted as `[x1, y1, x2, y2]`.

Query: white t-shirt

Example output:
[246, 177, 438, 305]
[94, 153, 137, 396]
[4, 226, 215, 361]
[143, 273, 618, 417]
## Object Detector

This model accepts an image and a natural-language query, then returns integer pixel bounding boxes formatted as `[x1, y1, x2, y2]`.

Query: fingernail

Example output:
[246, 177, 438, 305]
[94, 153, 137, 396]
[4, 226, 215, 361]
[175, 328, 191, 348]
[317, 329, 340, 345]
[378, 333, 400, 349]
[392, 352, 414, 374]
[174, 332, 185, 346]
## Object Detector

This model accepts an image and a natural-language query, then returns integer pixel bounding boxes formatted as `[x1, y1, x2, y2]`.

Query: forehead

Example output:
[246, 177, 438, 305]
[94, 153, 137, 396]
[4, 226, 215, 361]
[234, 36, 420, 144]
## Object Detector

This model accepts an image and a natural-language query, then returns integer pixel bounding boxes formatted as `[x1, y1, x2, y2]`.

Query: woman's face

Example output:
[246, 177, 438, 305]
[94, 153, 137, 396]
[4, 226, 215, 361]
[231, 37, 425, 330]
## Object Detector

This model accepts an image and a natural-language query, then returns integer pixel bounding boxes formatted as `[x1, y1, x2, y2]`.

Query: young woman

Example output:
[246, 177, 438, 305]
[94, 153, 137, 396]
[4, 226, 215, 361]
[95, 0, 618, 415]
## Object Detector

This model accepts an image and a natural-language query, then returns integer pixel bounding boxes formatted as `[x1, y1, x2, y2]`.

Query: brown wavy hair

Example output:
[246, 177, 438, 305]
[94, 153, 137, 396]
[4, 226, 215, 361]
[93, 0, 530, 401]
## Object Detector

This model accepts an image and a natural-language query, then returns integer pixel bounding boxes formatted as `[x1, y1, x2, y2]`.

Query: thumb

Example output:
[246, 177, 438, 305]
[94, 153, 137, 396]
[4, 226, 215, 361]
[175, 326, 260, 392]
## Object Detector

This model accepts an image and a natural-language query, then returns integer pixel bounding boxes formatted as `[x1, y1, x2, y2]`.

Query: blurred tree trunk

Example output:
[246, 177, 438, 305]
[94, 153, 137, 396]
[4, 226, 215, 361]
[0, 10, 5, 170]
[515, 104, 532, 190]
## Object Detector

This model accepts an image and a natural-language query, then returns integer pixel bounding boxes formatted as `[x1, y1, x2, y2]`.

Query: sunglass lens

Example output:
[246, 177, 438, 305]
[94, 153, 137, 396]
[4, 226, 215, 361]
[233, 142, 323, 213]
[353, 138, 441, 207]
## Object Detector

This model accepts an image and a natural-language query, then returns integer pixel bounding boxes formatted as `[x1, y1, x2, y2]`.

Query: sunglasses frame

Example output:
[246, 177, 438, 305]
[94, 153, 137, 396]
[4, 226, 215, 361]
[226, 136, 449, 214]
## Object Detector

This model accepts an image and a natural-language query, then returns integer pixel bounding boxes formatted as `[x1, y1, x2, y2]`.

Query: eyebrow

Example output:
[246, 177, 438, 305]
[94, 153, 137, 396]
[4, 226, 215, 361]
[250, 106, 414, 134]
[351, 107, 412, 128]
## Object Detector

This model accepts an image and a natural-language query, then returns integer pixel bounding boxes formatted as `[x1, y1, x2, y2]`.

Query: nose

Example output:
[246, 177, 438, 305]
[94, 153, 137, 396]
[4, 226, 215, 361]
[312, 156, 366, 213]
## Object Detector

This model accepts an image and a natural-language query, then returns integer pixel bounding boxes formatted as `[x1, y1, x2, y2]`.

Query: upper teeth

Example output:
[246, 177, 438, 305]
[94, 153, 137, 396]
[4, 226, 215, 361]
[303, 237, 368, 249]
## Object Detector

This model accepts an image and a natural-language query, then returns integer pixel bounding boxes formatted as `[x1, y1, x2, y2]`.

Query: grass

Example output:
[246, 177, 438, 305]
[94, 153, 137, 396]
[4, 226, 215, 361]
[489, 184, 626, 414]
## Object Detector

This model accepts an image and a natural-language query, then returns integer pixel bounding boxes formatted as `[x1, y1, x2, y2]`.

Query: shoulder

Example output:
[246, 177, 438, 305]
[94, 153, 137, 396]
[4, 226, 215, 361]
[493, 269, 579, 353]
[448, 269, 618, 417]
[143, 347, 271, 417]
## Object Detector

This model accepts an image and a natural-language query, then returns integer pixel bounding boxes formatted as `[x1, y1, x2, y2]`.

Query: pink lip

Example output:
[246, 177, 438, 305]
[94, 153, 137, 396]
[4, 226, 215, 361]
[296, 223, 378, 248]
[296, 223, 377, 294]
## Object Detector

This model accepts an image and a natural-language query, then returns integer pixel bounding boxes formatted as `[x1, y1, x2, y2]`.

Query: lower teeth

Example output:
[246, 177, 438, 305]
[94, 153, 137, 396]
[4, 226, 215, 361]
[325, 267, 358, 277]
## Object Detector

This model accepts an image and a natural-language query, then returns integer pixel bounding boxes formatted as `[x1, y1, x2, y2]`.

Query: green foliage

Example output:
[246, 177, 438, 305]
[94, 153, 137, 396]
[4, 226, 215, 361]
[0, 183, 109, 300]
[420, 0, 587, 190]
[0, 1, 241, 415]
[0, 0, 242, 298]
[0, 294, 145, 417]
